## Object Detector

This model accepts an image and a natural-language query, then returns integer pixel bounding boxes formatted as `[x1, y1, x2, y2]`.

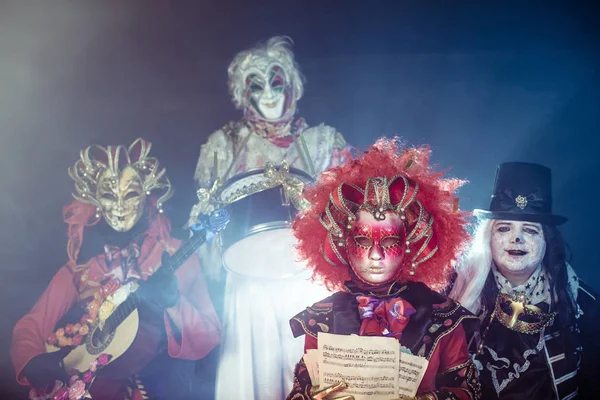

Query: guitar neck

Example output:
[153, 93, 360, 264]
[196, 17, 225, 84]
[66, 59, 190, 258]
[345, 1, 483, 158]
[103, 229, 207, 332]
[162, 230, 208, 274]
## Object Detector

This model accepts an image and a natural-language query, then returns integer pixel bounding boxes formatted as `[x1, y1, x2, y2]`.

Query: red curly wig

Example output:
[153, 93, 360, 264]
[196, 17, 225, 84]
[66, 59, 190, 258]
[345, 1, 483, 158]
[293, 138, 470, 292]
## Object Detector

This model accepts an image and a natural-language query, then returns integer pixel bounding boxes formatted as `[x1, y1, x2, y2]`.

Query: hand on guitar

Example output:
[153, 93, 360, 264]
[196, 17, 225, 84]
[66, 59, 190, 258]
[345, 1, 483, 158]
[137, 252, 179, 309]
[21, 347, 73, 389]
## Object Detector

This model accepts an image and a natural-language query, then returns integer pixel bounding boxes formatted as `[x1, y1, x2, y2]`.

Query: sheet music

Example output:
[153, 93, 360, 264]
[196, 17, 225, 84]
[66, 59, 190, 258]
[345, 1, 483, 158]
[317, 333, 400, 400]
[398, 351, 429, 398]
[303, 349, 320, 386]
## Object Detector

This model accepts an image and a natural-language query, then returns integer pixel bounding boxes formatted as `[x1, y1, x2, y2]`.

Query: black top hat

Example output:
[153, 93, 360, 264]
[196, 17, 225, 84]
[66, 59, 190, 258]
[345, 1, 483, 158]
[474, 162, 567, 225]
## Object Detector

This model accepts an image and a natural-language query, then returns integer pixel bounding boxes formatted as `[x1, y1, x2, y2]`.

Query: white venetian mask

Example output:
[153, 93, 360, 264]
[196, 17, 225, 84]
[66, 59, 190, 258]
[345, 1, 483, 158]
[96, 166, 147, 232]
[244, 64, 287, 120]
[490, 220, 546, 282]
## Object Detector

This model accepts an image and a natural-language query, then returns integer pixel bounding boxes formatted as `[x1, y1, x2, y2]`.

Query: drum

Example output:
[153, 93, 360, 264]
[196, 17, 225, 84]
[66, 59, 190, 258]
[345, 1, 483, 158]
[217, 166, 313, 279]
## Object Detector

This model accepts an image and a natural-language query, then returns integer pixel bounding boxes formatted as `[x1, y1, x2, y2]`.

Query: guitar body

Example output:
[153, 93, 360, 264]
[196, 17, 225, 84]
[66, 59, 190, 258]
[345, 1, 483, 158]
[45, 309, 140, 374]
[35, 218, 222, 393]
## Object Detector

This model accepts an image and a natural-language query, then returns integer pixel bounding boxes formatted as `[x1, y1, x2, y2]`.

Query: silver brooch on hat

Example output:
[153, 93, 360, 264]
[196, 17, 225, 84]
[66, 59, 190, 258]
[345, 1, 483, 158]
[515, 195, 528, 210]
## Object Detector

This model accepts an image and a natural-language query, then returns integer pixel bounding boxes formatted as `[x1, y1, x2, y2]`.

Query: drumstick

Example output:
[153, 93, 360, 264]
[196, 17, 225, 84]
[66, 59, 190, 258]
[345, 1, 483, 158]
[292, 134, 315, 177]
[212, 150, 218, 185]
[298, 133, 316, 176]
[222, 129, 253, 182]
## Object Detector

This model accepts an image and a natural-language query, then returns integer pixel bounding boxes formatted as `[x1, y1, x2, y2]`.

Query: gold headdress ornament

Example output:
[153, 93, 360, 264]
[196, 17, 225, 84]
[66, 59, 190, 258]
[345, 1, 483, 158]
[68, 138, 173, 215]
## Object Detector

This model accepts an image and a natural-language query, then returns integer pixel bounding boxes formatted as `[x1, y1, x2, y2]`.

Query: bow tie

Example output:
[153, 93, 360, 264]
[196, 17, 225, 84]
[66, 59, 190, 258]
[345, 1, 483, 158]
[357, 296, 416, 340]
[104, 242, 142, 283]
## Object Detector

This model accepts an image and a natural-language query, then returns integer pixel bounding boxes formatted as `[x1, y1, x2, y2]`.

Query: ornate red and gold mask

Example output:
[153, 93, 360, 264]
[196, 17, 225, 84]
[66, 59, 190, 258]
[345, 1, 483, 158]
[347, 210, 407, 284]
[293, 139, 470, 291]
[319, 175, 437, 282]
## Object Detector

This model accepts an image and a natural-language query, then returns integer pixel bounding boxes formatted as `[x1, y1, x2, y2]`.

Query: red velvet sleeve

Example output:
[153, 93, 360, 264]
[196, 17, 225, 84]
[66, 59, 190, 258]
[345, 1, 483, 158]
[164, 252, 221, 360]
[304, 334, 318, 352]
[10, 266, 79, 386]
[428, 324, 481, 400]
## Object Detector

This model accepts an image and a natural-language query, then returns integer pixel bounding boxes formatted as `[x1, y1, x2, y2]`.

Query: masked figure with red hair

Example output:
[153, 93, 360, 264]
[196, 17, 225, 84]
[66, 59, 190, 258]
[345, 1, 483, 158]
[287, 138, 481, 400]
[11, 138, 221, 400]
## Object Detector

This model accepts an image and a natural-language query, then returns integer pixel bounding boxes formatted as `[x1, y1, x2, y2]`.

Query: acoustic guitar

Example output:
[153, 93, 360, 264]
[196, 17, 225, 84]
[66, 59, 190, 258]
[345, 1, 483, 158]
[44, 210, 228, 378]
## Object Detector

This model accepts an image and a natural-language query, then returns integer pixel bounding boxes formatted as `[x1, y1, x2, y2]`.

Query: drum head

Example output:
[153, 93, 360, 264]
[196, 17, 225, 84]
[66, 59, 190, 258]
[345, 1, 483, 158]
[222, 228, 308, 279]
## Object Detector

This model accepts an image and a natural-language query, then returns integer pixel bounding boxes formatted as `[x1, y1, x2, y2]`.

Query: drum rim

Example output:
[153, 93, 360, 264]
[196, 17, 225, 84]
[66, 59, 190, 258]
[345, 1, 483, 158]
[216, 166, 314, 205]
[221, 221, 304, 279]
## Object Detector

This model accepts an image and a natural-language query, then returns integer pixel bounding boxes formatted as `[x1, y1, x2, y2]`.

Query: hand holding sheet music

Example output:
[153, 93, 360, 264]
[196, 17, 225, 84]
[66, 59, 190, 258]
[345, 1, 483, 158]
[317, 333, 400, 400]
[303, 333, 429, 400]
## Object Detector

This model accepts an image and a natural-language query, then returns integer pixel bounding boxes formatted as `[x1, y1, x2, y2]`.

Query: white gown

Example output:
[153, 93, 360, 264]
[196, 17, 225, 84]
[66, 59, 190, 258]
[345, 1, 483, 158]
[193, 121, 349, 400]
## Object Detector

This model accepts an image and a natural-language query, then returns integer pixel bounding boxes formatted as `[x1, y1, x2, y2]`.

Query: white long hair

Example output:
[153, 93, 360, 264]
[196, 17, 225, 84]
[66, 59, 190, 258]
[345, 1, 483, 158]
[227, 36, 305, 110]
[449, 219, 494, 314]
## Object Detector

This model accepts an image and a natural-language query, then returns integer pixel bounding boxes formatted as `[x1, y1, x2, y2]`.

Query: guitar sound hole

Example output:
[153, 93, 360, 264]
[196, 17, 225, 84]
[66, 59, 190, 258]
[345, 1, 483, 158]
[85, 324, 115, 355]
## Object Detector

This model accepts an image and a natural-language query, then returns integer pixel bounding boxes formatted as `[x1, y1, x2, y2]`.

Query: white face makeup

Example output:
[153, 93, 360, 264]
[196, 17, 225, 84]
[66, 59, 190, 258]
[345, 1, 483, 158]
[244, 64, 287, 120]
[96, 166, 146, 232]
[491, 220, 546, 282]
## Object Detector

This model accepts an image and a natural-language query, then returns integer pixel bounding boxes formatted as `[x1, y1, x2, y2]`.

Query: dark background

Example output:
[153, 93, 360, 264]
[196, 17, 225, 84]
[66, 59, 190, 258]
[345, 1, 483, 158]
[1, 0, 598, 397]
